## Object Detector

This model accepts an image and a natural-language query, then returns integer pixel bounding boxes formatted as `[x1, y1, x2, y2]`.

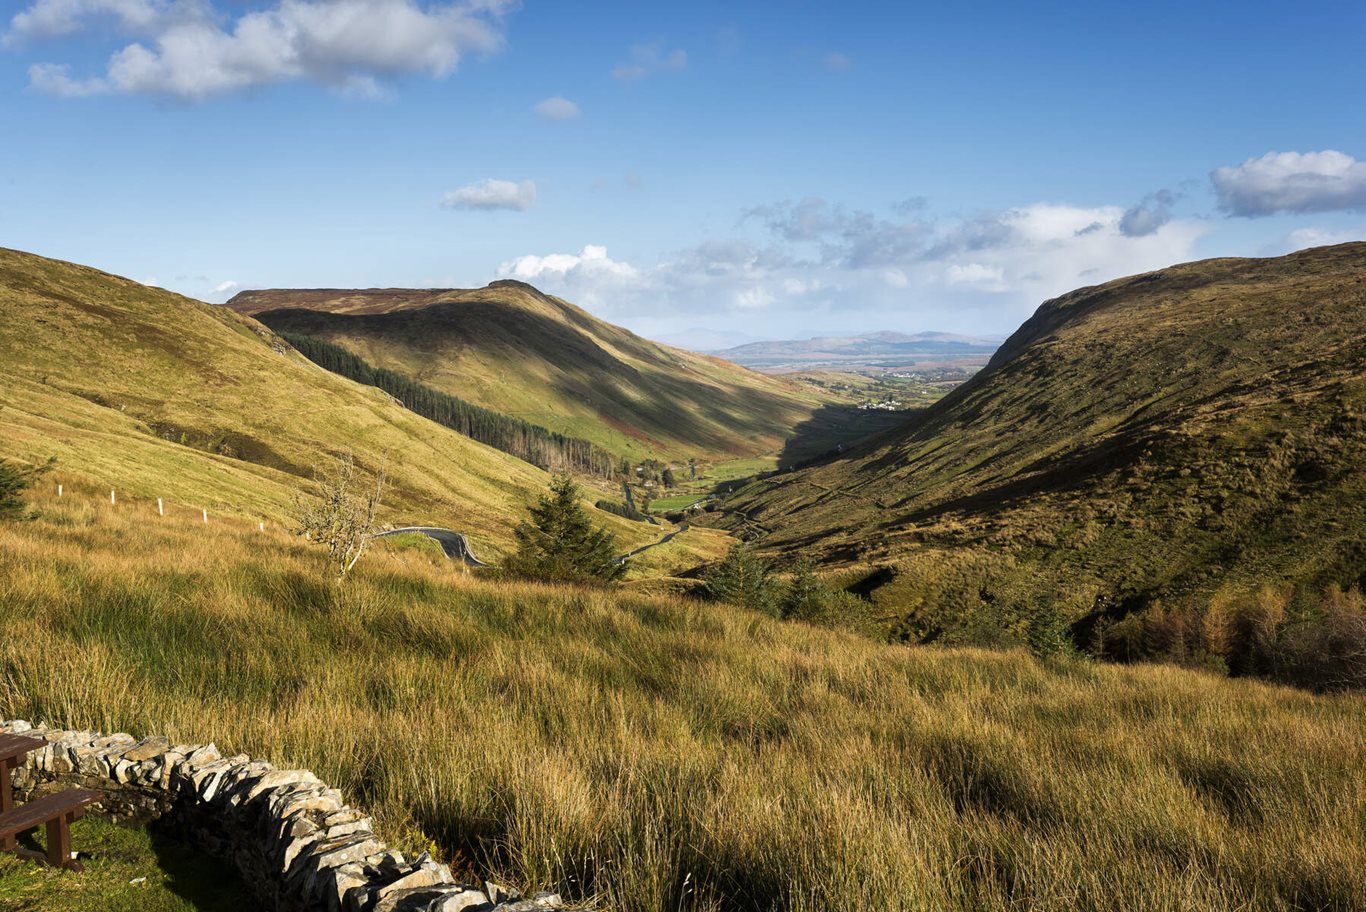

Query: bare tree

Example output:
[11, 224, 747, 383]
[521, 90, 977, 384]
[293, 451, 387, 577]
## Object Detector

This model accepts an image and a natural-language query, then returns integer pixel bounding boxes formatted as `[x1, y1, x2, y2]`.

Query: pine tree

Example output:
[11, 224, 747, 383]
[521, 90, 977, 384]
[705, 544, 780, 616]
[781, 557, 829, 621]
[0, 456, 54, 521]
[504, 475, 626, 583]
[662, 466, 677, 488]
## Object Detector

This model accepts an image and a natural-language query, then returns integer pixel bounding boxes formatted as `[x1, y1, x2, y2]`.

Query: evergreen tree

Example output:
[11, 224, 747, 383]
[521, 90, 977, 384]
[705, 544, 780, 616]
[662, 466, 677, 488]
[781, 557, 829, 621]
[504, 475, 626, 583]
[0, 456, 54, 521]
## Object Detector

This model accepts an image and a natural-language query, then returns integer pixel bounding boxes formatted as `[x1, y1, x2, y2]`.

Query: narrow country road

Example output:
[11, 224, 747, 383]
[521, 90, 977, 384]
[615, 523, 689, 565]
[371, 527, 489, 566]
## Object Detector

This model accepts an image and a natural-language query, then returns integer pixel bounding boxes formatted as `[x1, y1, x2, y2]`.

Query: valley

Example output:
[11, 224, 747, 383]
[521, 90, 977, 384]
[0, 243, 1362, 910]
[5, 5, 1363, 910]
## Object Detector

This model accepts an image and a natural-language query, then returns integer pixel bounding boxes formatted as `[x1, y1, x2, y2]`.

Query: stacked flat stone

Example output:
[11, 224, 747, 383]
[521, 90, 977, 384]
[0, 720, 580, 912]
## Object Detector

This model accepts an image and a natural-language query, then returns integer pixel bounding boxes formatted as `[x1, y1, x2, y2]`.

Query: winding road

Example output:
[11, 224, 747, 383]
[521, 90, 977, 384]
[615, 523, 690, 565]
[376, 521, 691, 569]
[371, 527, 489, 566]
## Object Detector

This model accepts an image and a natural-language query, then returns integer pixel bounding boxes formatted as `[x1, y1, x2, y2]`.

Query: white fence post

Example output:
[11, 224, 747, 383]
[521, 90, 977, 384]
[110, 489, 116, 505]
[57, 484, 62, 498]
[202, 509, 208, 524]
[158, 498, 164, 517]
[259, 522, 265, 532]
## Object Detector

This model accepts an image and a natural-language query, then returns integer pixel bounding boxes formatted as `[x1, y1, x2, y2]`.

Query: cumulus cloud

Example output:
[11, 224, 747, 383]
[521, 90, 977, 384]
[497, 245, 639, 306]
[10, 0, 515, 100]
[212, 279, 240, 294]
[1212, 150, 1366, 217]
[440, 178, 536, 211]
[500, 198, 1209, 340]
[5, 0, 172, 44]
[612, 43, 686, 81]
[533, 95, 579, 120]
[1118, 189, 1178, 237]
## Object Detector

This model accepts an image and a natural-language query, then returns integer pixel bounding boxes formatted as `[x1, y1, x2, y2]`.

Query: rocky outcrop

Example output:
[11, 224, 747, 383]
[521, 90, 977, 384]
[0, 720, 578, 912]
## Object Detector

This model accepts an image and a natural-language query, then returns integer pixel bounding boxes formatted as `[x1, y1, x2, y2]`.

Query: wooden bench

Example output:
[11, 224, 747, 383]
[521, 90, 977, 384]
[0, 732, 103, 871]
[0, 789, 104, 870]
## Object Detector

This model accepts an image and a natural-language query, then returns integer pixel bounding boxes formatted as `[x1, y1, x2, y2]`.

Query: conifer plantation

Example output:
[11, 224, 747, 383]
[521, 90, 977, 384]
[283, 333, 621, 479]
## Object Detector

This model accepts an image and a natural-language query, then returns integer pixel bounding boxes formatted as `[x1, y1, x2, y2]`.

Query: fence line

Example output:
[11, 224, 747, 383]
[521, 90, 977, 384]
[58, 481, 270, 532]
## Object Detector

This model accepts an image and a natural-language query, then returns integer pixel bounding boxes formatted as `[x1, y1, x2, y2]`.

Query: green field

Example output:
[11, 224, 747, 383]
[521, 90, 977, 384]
[645, 493, 705, 512]
[0, 816, 248, 912]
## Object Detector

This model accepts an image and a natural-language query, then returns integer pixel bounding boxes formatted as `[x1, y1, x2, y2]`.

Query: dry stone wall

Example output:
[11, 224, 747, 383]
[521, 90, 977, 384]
[1, 720, 580, 912]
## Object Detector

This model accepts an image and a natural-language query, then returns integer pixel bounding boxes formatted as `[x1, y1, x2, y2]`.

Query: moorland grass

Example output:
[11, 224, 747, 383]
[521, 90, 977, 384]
[1, 491, 1363, 911]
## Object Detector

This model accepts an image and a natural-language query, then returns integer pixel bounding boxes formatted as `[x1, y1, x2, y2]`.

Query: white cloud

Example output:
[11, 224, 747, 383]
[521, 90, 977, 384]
[1212, 150, 1366, 217]
[735, 287, 774, 310]
[497, 245, 639, 307]
[5, 0, 171, 44]
[440, 178, 536, 211]
[944, 263, 1006, 289]
[11, 0, 515, 100]
[1268, 225, 1366, 255]
[533, 95, 579, 121]
[496, 200, 1209, 340]
[212, 279, 239, 294]
[500, 244, 637, 281]
[27, 62, 107, 95]
[612, 43, 686, 81]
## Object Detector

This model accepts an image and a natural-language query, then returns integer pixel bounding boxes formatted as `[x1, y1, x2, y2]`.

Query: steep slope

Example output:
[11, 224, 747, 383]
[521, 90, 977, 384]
[228, 282, 828, 461]
[724, 243, 1366, 634]
[0, 248, 698, 560]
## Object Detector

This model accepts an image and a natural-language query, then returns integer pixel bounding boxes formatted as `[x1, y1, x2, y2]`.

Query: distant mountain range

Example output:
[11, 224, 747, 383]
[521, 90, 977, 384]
[711, 330, 1001, 371]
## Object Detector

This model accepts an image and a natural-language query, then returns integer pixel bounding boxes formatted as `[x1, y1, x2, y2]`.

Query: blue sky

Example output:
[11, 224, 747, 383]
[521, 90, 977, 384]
[2, 0, 1364, 346]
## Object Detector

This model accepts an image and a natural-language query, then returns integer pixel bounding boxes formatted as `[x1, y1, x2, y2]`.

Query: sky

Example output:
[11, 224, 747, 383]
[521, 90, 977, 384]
[1, 1, 1364, 348]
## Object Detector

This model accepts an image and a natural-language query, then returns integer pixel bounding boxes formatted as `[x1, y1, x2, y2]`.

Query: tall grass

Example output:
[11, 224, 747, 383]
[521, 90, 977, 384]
[1, 489, 1363, 911]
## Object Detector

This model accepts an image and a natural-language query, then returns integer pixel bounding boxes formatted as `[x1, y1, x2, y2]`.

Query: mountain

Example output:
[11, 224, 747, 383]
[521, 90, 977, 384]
[0, 248, 701, 559]
[228, 282, 829, 462]
[721, 243, 1366, 637]
[713, 330, 1000, 372]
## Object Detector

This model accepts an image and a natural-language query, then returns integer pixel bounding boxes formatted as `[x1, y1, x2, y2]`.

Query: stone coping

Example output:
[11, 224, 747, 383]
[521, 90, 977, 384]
[1, 720, 582, 912]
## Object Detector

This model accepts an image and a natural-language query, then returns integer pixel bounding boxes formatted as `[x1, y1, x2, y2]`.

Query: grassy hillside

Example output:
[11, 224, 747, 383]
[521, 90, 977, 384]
[2, 489, 1363, 912]
[721, 243, 1366, 643]
[0, 248, 714, 565]
[228, 282, 832, 462]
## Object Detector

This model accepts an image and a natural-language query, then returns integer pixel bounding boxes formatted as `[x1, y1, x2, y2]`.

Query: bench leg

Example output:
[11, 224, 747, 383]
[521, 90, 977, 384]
[1, 757, 15, 850]
[45, 811, 83, 871]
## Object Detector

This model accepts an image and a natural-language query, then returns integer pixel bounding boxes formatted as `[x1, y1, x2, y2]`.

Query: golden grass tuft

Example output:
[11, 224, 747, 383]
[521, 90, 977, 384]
[1, 489, 1363, 911]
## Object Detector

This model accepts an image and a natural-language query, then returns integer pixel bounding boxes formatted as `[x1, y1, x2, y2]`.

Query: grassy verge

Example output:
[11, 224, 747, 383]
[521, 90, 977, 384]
[0, 493, 1363, 911]
[0, 816, 249, 912]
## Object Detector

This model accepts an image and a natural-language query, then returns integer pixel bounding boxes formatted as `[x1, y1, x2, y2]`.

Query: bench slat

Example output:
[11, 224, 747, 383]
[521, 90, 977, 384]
[0, 734, 44, 764]
[0, 790, 103, 839]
